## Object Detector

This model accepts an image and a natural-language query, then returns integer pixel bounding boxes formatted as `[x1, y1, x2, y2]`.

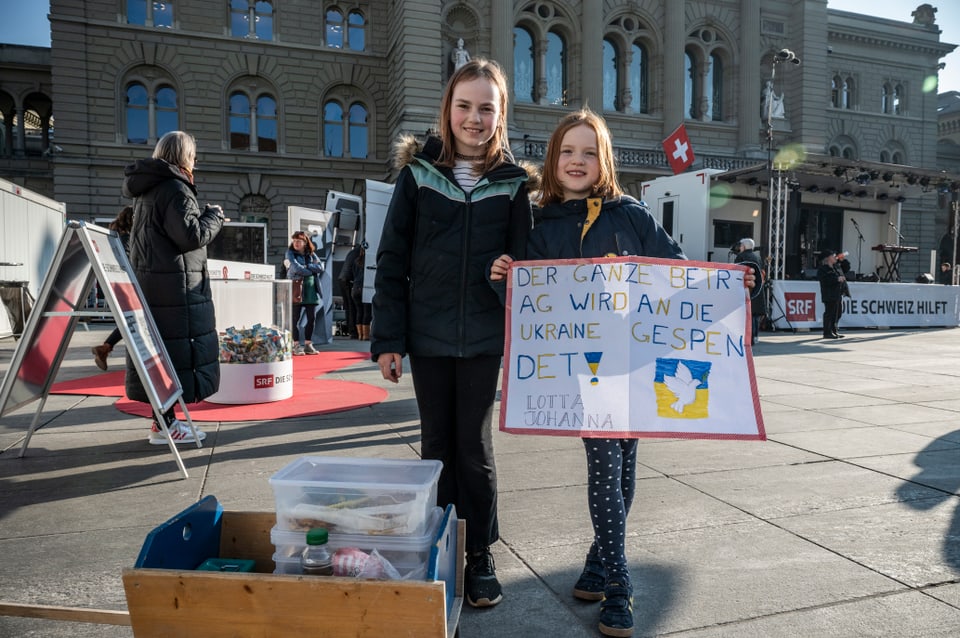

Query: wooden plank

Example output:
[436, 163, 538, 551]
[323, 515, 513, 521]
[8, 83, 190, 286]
[122, 569, 447, 637]
[0, 601, 131, 626]
[220, 510, 276, 573]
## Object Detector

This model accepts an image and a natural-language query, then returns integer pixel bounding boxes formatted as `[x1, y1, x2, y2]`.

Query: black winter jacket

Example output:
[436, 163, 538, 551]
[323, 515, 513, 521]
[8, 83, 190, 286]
[371, 136, 532, 359]
[122, 158, 223, 404]
[734, 248, 767, 316]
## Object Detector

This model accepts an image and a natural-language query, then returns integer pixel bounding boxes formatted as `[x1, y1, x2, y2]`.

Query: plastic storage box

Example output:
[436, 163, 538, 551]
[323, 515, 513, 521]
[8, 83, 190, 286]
[272, 506, 443, 578]
[269, 456, 443, 536]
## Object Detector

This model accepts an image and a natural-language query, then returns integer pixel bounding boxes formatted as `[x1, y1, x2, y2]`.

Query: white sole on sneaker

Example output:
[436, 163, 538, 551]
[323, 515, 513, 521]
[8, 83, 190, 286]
[148, 422, 207, 445]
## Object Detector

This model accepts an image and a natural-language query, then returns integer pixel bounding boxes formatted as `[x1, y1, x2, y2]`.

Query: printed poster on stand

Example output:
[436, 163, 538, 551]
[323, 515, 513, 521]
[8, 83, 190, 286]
[499, 256, 765, 440]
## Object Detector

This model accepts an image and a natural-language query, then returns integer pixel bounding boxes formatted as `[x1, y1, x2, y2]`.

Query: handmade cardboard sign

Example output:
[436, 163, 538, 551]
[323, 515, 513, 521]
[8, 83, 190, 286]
[500, 256, 765, 440]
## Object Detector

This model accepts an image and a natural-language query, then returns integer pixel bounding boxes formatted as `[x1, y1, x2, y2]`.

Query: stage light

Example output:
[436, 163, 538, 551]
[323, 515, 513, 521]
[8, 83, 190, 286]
[824, 186, 837, 195]
[807, 185, 820, 193]
[841, 189, 854, 197]
[856, 190, 868, 198]
[877, 193, 889, 201]
[907, 175, 918, 185]
[833, 167, 845, 177]
[919, 176, 930, 187]
[882, 172, 894, 182]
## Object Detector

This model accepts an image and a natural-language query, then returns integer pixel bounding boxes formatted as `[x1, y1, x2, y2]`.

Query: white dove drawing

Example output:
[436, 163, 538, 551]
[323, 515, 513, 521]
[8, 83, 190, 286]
[662, 362, 700, 413]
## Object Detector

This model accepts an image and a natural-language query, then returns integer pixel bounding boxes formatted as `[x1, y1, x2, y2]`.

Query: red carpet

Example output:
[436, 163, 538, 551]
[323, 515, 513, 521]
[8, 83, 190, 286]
[50, 351, 388, 422]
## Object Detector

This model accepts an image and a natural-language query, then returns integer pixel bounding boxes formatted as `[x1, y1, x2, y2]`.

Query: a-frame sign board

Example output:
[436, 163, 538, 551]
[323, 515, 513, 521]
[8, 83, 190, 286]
[0, 221, 200, 478]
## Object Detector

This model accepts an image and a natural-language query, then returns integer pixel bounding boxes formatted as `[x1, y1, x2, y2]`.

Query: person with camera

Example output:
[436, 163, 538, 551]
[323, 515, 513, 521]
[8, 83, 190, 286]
[732, 238, 766, 345]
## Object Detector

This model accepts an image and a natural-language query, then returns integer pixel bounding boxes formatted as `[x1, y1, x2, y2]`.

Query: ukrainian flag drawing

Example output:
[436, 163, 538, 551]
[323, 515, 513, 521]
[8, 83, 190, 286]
[654, 358, 711, 419]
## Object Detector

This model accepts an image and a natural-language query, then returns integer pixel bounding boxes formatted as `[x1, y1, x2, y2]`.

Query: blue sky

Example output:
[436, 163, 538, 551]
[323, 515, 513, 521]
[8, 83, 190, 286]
[0, 0, 957, 92]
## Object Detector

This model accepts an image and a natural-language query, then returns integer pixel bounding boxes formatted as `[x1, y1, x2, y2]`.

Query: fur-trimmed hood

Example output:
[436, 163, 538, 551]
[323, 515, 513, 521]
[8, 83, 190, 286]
[391, 133, 540, 191]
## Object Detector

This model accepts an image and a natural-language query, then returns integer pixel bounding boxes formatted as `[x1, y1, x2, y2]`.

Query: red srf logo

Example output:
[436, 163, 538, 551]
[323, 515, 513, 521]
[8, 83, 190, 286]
[784, 292, 817, 321]
[254, 374, 274, 389]
[662, 124, 695, 175]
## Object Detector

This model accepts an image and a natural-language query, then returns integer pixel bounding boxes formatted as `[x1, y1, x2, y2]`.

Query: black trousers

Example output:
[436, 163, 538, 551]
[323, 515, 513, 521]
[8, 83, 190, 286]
[822, 299, 840, 337]
[409, 353, 501, 553]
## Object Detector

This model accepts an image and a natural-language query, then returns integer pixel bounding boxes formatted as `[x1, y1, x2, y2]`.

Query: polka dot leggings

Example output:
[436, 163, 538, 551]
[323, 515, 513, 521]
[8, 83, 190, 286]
[583, 437, 638, 586]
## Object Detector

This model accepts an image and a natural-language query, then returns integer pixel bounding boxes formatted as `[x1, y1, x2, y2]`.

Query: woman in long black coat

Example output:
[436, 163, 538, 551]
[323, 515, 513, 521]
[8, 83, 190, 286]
[122, 130, 224, 445]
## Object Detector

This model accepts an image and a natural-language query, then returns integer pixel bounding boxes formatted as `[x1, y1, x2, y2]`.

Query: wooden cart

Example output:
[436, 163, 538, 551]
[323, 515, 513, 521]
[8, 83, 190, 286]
[2, 496, 464, 637]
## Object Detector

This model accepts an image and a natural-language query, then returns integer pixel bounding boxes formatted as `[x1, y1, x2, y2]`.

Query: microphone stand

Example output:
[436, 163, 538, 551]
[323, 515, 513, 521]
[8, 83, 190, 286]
[851, 219, 865, 275]
[889, 222, 906, 246]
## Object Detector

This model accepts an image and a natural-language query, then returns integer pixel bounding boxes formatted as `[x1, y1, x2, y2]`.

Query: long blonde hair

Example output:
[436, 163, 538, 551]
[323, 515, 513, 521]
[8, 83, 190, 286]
[537, 109, 623, 207]
[436, 58, 511, 173]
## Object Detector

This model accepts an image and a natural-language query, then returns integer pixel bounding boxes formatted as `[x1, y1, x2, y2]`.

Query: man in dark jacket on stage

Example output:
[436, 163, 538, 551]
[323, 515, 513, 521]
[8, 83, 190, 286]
[817, 249, 846, 340]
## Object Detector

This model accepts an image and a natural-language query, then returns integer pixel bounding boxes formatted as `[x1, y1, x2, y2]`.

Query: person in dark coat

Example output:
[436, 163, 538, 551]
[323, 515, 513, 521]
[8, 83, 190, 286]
[733, 238, 767, 345]
[91, 205, 134, 370]
[817, 248, 846, 339]
[338, 243, 362, 338]
[122, 130, 224, 445]
[371, 59, 533, 608]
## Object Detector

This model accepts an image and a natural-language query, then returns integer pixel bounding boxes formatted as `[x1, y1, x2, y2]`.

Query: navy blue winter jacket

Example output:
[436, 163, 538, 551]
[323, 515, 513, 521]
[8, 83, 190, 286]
[529, 195, 685, 261]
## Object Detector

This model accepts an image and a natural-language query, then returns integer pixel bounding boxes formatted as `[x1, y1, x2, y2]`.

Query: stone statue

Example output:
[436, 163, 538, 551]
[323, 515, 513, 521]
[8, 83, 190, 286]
[912, 4, 937, 27]
[452, 38, 471, 70]
[762, 80, 785, 120]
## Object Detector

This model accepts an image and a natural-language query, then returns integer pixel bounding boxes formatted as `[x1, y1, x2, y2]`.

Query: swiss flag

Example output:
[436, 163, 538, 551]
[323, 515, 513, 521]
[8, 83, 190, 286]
[662, 124, 695, 175]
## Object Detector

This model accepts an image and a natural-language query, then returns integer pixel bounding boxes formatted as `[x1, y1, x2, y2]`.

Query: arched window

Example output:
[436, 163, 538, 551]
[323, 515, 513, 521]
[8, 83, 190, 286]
[323, 101, 343, 157]
[229, 92, 251, 149]
[127, 0, 174, 27]
[348, 103, 368, 159]
[893, 83, 903, 115]
[325, 7, 366, 50]
[126, 83, 149, 144]
[630, 42, 648, 114]
[155, 85, 178, 137]
[831, 76, 841, 108]
[325, 8, 344, 48]
[323, 99, 369, 158]
[881, 141, 907, 165]
[828, 136, 857, 160]
[513, 27, 535, 103]
[708, 52, 722, 121]
[842, 77, 854, 109]
[347, 10, 366, 51]
[545, 30, 566, 106]
[881, 83, 891, 114]
[512, 4, 572, 107]
[602, 39, 619, 111]
[685, 51, 698, 119]
[228, 87, 278, 152]
[685, 29, 730, 122]
[257, 95, 277, 152]
[231, 0, 273, 40]
[125, 79, 178, 144]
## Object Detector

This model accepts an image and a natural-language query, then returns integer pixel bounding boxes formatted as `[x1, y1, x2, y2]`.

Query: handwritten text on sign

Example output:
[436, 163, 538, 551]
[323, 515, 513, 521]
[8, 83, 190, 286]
[499, 257, 765, 440]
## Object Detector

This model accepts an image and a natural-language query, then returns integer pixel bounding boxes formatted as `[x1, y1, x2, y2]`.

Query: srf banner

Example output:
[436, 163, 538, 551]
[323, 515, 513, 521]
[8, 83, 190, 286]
[500, 256, 765, 440]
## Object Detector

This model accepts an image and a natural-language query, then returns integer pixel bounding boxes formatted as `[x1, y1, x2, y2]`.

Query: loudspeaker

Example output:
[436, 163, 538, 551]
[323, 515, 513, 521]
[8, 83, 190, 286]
[915, 273, 934, 284]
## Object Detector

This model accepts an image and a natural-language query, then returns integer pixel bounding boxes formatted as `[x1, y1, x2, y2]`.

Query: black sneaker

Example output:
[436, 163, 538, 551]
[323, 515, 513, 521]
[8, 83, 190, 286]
[573, 554, 606, 601]
[599, 582, 634, 637]
[465, 548, 502, 608]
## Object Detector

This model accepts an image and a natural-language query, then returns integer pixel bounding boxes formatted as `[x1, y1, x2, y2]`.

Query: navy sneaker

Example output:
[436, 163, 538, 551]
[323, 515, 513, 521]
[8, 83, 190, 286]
[599, 581, 634, 637]
[573, 554, 606, 601]
[465, 548, 502, 608]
